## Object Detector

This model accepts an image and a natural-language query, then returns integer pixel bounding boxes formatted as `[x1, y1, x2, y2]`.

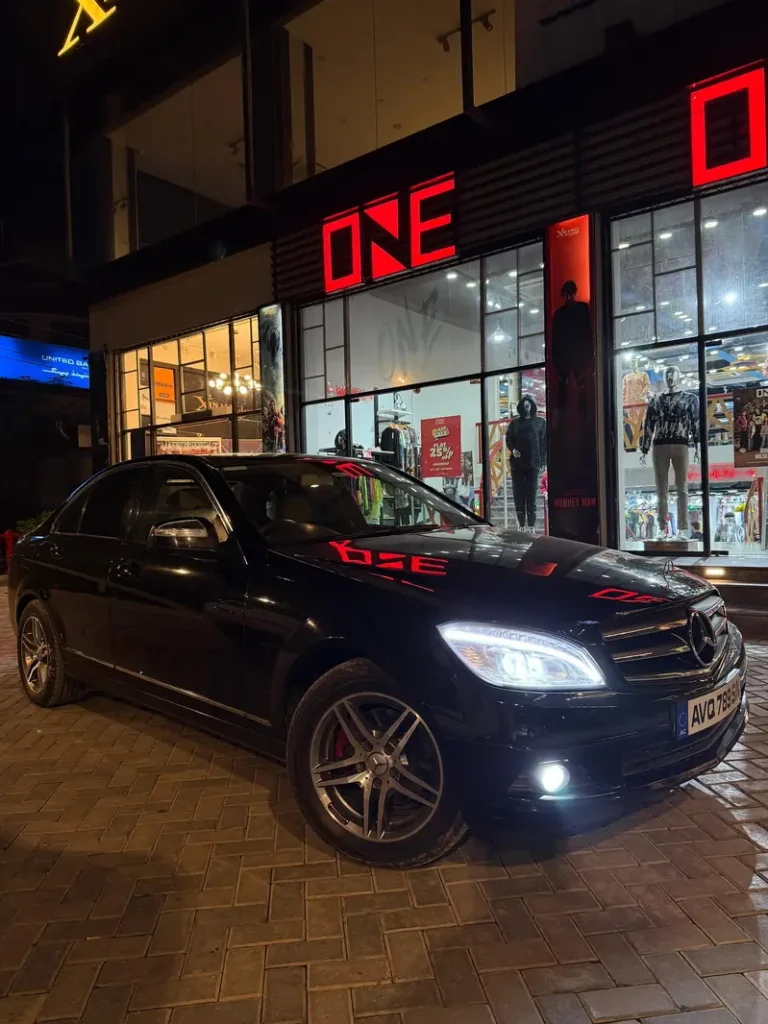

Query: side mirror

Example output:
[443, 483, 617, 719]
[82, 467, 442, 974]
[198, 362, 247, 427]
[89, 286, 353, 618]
[149, 518, 219, 551]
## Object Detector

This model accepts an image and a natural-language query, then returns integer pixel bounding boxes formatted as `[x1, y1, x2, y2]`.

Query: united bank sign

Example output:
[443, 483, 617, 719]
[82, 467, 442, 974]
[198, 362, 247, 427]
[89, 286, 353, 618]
[0, 336, 89, 390]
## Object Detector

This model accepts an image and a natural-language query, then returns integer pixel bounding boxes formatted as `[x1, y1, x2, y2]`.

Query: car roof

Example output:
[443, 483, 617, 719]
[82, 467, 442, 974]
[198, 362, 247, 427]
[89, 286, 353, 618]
[113, 453, 373, 470]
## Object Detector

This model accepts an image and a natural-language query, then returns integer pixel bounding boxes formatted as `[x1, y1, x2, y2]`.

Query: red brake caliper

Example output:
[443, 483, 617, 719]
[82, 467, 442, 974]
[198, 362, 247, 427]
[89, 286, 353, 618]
[334, 728, 350, 760]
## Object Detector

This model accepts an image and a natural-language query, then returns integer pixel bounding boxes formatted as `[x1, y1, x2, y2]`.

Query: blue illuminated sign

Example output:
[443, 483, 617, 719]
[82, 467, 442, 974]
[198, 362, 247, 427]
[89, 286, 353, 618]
[0, 335, 89, 390]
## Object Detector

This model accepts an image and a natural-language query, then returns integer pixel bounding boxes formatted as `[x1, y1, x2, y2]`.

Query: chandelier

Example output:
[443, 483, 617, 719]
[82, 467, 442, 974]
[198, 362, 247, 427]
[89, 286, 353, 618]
[208, 371, 261, 397]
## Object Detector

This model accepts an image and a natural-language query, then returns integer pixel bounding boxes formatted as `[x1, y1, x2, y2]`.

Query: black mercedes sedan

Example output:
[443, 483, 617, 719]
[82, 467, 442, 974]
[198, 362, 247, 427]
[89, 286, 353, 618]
[8, 454, 748, 866]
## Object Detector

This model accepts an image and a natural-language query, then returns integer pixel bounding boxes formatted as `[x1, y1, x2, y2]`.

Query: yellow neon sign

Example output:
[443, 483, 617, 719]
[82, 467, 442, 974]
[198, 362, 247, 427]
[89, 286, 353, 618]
[58, 0, 117, 57]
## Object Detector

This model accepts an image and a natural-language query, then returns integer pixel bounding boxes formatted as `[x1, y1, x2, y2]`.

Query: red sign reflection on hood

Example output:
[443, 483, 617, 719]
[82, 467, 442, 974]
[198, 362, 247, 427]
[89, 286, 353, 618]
[590, 587, 668, 605]
[328, 540, 448, 577]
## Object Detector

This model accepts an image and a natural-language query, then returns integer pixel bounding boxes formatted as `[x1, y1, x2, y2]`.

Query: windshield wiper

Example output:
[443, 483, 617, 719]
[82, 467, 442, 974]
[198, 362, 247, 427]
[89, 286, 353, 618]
[343, 524, 449, 539]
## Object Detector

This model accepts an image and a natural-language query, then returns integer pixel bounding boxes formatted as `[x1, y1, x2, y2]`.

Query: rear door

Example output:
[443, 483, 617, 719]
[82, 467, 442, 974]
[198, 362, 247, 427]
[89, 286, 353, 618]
[42, 467, 146, 684]
[109, 463, 248, 716]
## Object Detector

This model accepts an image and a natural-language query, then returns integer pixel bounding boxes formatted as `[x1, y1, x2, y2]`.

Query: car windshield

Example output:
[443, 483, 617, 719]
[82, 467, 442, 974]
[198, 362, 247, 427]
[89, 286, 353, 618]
[219, 459, 480, 544]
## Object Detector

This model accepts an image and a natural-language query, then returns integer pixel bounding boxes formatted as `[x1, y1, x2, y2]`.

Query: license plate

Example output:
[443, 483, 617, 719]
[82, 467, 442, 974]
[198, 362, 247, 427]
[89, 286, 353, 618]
[676, 676, 742, 739]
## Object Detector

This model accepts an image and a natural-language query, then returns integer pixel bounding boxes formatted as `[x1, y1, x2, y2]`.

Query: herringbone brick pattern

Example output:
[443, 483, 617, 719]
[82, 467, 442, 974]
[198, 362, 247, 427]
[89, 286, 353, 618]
[4, 600, 768, 1022]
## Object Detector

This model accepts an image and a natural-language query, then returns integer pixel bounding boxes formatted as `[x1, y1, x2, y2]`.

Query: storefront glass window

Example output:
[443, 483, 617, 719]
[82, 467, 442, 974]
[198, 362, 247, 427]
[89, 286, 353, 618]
[472, 0, 516, 105]
[348, 262, 481, 392]
[117, 315, 264, 460]
[616, 343, 702, 550]
[287, 0, 462, 182]
[103, 55, 245, 260]
[706, 332, 768, 555]
[300, 241, 546, 525]
[701, 182, 768, 334]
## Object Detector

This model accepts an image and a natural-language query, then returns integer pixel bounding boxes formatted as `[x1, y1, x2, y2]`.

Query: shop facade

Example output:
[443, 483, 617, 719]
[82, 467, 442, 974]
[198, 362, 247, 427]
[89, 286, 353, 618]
[270, 53, 768, 561]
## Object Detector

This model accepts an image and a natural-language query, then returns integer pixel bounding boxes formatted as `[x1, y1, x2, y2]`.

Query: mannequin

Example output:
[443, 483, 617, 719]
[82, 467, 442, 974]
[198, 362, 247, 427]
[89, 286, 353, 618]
[622, 355, 651, 450]
[639, 366, 699, 540]
[506, 396, 547, 530]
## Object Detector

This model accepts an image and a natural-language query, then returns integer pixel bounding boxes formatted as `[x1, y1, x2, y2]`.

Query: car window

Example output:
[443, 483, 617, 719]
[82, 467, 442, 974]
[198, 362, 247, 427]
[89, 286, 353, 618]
[221, 459, 479, 544]
[79, 469, 143, 540]
[135, 467, 226, 544]
[55, 489, 89, 535]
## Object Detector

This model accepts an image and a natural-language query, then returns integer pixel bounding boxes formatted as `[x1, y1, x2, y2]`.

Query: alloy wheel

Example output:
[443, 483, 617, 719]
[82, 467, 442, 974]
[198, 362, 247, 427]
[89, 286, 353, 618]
[309, 692, 443, 843]
[21, 616, 50, 694]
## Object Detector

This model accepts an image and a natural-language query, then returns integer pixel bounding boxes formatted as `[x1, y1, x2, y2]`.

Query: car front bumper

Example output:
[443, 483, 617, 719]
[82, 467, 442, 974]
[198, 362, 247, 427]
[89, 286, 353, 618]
[444, 633, 749, 810]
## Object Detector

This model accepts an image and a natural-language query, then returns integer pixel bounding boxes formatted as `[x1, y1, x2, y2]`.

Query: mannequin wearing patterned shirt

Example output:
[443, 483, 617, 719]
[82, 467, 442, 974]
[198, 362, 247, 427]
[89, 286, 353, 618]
[640, 366, 699, 539]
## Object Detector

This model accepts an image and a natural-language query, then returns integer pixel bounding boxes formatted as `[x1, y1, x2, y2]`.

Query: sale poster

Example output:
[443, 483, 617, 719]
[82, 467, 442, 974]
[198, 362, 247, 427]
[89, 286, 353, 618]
[733, 387, 768, 467]
[422, 416, 461, 476]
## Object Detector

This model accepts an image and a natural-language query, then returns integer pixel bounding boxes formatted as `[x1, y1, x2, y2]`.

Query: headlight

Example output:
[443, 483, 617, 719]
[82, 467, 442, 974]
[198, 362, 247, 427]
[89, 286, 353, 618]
[438, 622, 605, 691]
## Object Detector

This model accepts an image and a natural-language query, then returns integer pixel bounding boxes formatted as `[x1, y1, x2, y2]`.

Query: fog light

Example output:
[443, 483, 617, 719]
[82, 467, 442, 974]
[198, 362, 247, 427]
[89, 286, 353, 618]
[538, 763, 570, 794]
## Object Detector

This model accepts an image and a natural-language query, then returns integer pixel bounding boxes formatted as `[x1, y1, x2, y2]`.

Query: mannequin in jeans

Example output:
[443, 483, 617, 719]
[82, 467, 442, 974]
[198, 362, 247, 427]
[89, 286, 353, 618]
[639, 366, 699, 540]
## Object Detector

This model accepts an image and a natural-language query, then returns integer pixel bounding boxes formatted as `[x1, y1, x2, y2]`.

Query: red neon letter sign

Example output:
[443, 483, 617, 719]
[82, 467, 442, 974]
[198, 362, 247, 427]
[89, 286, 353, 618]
[410, 174, 456, 268]
[691, 67, 767, 187]
[323, 210, 363, 294]
[322, 173, 455, 294]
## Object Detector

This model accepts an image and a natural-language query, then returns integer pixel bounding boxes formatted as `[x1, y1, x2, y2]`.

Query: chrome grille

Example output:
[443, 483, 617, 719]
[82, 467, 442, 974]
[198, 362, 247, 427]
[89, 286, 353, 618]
[603, 594, 728, 685]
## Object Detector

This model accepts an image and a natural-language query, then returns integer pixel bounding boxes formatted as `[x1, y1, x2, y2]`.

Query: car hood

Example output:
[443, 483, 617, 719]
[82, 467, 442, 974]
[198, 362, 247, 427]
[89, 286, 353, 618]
[275, 525, 713, 628]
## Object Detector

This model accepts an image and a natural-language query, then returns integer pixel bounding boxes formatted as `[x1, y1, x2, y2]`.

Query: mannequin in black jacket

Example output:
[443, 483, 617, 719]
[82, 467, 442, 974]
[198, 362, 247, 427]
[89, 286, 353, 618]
[506, 396, 547, 529]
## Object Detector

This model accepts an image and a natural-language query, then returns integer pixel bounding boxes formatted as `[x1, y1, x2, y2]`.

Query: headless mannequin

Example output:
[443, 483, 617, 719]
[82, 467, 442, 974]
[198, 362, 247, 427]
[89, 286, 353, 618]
[639, 366, 699, 540]
[622, 355, 650, 450]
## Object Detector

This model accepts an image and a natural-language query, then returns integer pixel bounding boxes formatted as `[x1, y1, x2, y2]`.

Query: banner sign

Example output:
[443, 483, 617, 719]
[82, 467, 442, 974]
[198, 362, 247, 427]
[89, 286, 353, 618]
[422, 416, 461, 477]
[258, 304, 286, 453]
[156, 437, 222, 456]
[0, 335, 89, 390]
[691, 67, 767, 187]
[545, 215, 600, 544]
[734, 387, 768, 467]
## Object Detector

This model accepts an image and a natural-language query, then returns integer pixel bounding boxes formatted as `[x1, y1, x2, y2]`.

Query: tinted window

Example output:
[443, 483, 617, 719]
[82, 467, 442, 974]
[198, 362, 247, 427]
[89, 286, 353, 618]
[221, 459, 478, 544]
[55, 490, 88, 535]
[79, 470, 141, 539]
[136, 467, 226, 543]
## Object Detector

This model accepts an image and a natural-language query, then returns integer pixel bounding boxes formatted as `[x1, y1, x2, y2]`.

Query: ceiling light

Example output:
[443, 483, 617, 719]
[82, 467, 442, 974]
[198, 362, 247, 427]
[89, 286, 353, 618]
[539, 262, 545, 269]
[508, 270, 517, 278]
[724, 292, 738, 305]
[685, 330, 693, 335]
[466, 281, 477, 289]
[617, 242, 630, 250]
[530, 308, 540, 314]
[735, 345, 744, 352]
[635, 305, 646, 311]
[660, 301, 670, 307]
[754, 207, 768, 217]
[674, 311, 685, 317]
[659, 231, 673, 240]
[704, 219, 719, 229]
[446, 271, 458, 280]
[759, 283, 768, 289]
[491, 330, 506, 343]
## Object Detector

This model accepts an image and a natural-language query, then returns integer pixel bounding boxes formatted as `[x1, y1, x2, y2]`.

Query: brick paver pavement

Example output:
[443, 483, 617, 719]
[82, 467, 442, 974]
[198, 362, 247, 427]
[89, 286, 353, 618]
[4, 596, 768, 1022]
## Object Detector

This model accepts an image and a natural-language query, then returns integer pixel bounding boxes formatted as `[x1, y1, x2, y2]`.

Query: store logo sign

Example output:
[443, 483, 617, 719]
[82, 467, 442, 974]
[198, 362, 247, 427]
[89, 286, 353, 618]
[691, 67, 767, 186]
[323, 173, 456, 294]
[58, 0, 116, 57]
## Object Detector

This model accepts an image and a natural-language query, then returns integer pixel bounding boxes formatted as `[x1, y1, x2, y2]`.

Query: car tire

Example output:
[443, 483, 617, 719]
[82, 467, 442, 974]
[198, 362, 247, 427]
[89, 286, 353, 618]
[17, 601, 85, 707]
[287, 658, 468, 868]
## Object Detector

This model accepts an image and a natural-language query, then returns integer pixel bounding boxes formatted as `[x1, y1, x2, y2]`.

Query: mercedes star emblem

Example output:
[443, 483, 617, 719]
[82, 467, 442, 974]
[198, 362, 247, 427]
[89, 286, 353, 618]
[688, 610, 717, 668]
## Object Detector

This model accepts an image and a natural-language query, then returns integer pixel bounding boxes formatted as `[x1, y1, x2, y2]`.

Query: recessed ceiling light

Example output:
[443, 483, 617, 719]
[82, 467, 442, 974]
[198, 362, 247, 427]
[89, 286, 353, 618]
[724, 291, 738, 305]
[684, 330, 693, 335]
[659, 231, 673, 240]
[539, 262, 545, 269]
[660, 301, 671, 307]
[735, 345, 744, 352]
[760, 282, 768, 289]
[466, 281, 477, 288]
[617, 242, 630, 250]
[635, 305, 646, 311]
[508, 270, 517, 278]
[530, 308, 540, 314]
[673, 311, 685, 317]
[754, 207, 768, 217]
[704, 219, 719, 229]
[446, 271, 458, 280]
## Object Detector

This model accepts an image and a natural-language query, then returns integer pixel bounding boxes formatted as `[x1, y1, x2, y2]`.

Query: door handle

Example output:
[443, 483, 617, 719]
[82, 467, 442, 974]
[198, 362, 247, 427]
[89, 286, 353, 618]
[115, 559, 141, 581]
[48, 542, 64, 560]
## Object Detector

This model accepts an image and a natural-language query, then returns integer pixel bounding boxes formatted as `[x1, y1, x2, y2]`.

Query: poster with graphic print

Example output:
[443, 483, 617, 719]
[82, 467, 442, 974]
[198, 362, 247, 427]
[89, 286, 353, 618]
[258, 304, 286, 453]
[422, 416, 461, 476]
[733, 387, 768, 467]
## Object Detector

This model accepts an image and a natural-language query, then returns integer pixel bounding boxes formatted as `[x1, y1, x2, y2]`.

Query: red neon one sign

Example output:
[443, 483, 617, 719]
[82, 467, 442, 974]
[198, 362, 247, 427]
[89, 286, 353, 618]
[323, 174, 456, 294]
[691, 67, 767, 187]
